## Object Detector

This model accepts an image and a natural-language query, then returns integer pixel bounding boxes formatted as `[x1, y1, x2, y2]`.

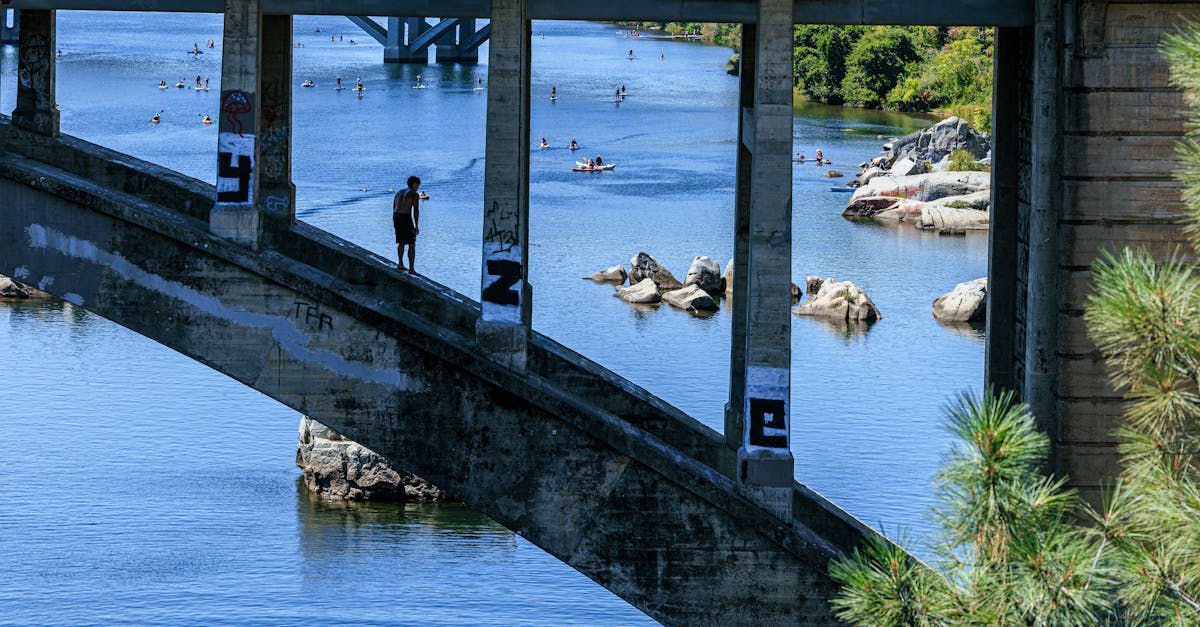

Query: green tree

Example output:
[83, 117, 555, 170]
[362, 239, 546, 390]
[830, 24, 1200, 626]
[840, 28, 921, 107]
[793, 25, 862, 104]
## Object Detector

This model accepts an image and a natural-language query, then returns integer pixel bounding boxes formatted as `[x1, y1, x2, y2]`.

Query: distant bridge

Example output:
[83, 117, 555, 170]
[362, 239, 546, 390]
[345, 16, 488, 64]
[1, 0, 1192, 623]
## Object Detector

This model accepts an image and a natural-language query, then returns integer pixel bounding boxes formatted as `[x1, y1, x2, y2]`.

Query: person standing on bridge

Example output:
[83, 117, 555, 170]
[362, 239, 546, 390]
[393, 176, 422, 274]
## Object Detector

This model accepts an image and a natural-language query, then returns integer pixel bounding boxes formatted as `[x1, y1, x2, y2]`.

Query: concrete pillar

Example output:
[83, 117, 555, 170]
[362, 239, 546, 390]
[385, 17, 428, 63]
[1026, 0, 1064, 466]
[210, 0, 263, 248]
[1, 9, 20, 45]
[725, 23, 755, 452]
[985, 27, 1020, 393]
[477, 0, 531, 371]
[11, 9, 58, 137]
[436, 18, 479, 64]
[735, 0, 793, 521]
[259, 14, 295, 226]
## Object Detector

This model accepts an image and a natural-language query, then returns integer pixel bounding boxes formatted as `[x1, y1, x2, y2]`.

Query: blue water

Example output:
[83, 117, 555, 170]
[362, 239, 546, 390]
[0, 13, 988, 624]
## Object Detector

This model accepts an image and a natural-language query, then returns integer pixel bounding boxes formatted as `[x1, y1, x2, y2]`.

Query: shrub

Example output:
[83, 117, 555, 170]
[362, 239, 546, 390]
[947, 149, 987, 172]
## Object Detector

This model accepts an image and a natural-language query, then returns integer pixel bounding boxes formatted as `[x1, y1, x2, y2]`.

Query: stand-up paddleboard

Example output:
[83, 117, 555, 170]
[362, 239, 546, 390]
[334, 86, 346, 91]
[412, 85, 426, 89]
[474, 87, 485, 91]
[353, 86, 366, 91]
[550, 96, 558, 101]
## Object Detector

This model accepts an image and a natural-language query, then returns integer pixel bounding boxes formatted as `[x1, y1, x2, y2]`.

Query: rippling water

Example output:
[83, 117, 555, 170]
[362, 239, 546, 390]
[1, 13, 986, 624]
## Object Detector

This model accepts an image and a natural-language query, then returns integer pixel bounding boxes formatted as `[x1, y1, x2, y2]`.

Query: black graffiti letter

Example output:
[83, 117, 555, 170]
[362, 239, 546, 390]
[216, 152, 252, 202]
[482, 259, 521, 306]
[748, 398, 788, 449]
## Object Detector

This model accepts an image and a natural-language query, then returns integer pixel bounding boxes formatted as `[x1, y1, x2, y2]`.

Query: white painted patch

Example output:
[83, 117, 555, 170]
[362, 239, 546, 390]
[62, 292, 84, 306]
[743, 365, 790, 453]
[24, 223, 419, 391]
[216, 132, 256, 206]
[481, 242, 522, 324]
[12, 266, 31, 279]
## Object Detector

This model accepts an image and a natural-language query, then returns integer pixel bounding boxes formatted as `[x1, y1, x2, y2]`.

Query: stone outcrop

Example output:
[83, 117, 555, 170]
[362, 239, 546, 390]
[629, 252, 682, 291]
[296, 416, 447, 501]
[723, 259, 734, 295]
[883, 116, 990, 167]
[614, 278, 662, 304]
[683, 256, 724, 295]
[849, 171, 990, 206]
[933, 278, 988, 322]
[0, 275, 40, 298]
[793, 276, 881, 323]
[842, 171, 991, 233]
[586, 264, 628, 283]
[662, 284, 719, 313]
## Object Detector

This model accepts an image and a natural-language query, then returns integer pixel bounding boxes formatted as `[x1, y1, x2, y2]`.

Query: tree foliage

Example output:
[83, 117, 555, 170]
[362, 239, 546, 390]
[830, 24, 1200, 625]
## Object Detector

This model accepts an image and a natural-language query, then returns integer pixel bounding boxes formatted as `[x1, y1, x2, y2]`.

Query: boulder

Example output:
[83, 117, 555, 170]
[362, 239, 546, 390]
[723, 258, 734, 295]
[585, 264, 628, 283]
[662, 284, 719, 313]
[886, 116, 991, 165]
[296, 416, 447, 501]
[933, 278, 988, 322]
[629, 252, 682, 290]
[823, 170, 845, 178]
[0, 276, 37, 299]
[855, 166, 885, 187]
[887, 157, 925, 177]
[683, 256, 724, 295]
[614, 278, 662, 304]
[791, 282, 802, 302]
[849, 171, 990, 206]
[842, 196, 901, 218]
[793, 277, 881, 323]
[917, 206, 990, 233]
[871, 199, 925, 222]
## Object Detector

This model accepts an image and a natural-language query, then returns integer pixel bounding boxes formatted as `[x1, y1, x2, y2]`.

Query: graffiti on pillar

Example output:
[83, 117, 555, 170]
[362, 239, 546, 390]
[290, 300, 334, 332]
[220, 89, 252, 137]
[744, 366, 790, 452]
[18, 32, 52, 110]
[482, 201, 523, 323]
[217, 132, 255, 204]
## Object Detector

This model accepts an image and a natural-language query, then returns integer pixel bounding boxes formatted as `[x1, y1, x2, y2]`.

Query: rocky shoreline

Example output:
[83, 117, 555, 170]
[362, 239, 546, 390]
[841, 116, 992, 235]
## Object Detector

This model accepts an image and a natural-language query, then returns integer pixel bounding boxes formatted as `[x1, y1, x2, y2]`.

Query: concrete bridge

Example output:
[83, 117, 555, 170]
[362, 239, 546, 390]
[0, 0, 1193, 623]
[345, 16, 488, 63]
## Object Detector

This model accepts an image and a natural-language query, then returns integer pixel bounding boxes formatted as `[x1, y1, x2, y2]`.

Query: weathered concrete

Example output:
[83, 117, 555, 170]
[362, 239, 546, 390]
[1, 9, 20, 46]
[12, 9, 58, 137]
[210, 0, 263, 247]
[0, 117, 878, 624]
[735, 0, 794, 521]
[477, 0, 531, 371]
[3, 0, 1035, 26]
[725, 25, 754, 453]
[259, 13, 295, 225]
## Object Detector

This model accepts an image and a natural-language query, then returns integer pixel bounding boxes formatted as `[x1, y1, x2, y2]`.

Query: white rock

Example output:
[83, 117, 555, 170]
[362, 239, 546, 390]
[723, 258, 734, 295]
[614, 278, 662, 304]
[662, 284, 719, 313]
[683, 256, 724, 295]
[933, 278, 987, 322]
[585, 264, 628, 283]
[793, 277, 881, 323]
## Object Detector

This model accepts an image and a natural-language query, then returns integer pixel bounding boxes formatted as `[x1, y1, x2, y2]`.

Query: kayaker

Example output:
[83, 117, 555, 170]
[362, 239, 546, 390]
[539, 137, 550, 149]
[595, 155, 603, 166]
[158, 80, 167, 89]
[150, 109, 163, 124]
[795, 152, 806, 162]
[569, 138, 579, 150]
[815, 149, 824, 165]
[201, 114, 213, 125]
[551, 85, 557, 99]
[587, 158, 596, 168]
[176, 79, 185, 88]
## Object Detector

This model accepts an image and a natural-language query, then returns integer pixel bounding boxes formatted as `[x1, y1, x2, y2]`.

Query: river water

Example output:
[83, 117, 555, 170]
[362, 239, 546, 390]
[0, 13, 988, 625]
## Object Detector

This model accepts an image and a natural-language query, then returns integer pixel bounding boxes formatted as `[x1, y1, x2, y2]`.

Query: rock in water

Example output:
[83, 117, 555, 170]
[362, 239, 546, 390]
[614, 278, 662, 304]
[296, 416, 446, 501]
[791, 282, 802, 302]
[933, 278, 988, 322]
[585, 264, 628, 283]
[683, 256, 724, 295]
[629, 252, 683, 290]
[793, 277, 881, 323]
[823, 170, 845, 178]
[0, 276, 37, 299]
[662, 284, 719, 313]
[723, 259, 734, 295]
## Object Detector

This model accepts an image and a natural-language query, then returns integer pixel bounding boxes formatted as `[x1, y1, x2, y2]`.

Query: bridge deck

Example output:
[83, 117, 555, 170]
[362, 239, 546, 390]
[6, 0, 1033, 26]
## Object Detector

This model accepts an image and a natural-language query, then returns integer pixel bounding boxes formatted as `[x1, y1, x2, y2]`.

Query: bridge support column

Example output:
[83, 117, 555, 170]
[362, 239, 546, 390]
[725, 23, 755, 452]
[734, 0, 794, 521]
[210, 0, 263, 248]
[385, 17, 429, 64]
[477, 0, 530, 371]
[1, 9, 19, 45]
[11, 9, 58, 137]
[985, 27, 1020, 393]
[259, 14, 295, 226]
[435, 18, 479, 64]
